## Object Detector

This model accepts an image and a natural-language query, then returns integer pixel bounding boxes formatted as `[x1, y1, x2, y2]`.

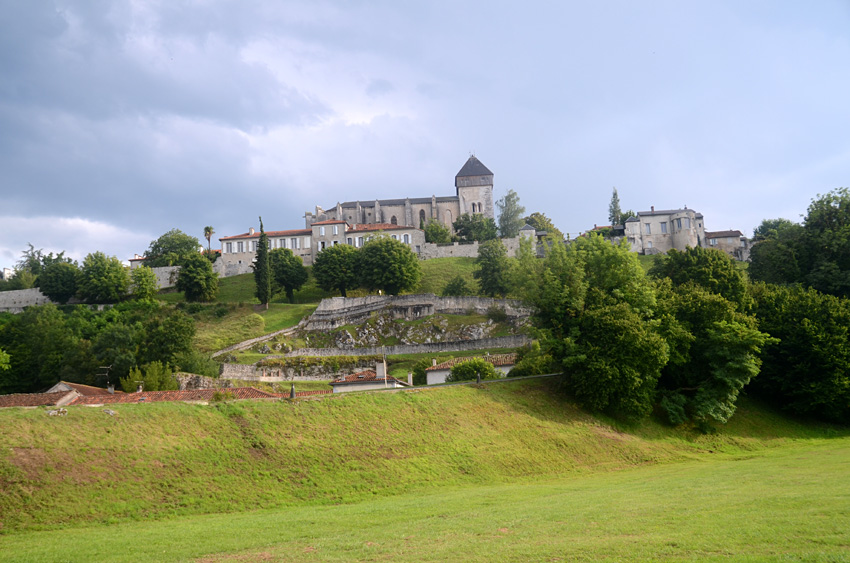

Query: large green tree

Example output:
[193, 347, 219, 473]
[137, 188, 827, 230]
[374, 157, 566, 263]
[270, 248, 308, 303]
[131, 265, 159, 301]
[77, 252, 129, 303]
[649, 246, 749, 310]
[473, 239, 510, 297]
[143, 229, 201, 267]
[453, 213, 498, 243]
[176, 254, 218, 302]
[359, 236, 422, 295]
[38, 261, 79, 304]
[0, 347, 10, 371]
[496, 189, 526, 238]
[253, 218, 272, 308]
[313, 243, 360, 297]
[523, 212, 564, 241]
[749, 283, 850, 423]
[748, 219, 804, 285]
[424, 219, 452, 244]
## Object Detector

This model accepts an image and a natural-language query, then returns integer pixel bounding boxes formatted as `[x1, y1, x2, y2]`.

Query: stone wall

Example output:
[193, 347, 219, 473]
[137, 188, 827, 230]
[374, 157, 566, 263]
[219, 357, 380, 381]
[305, 294, 532, 331]
[285, 335, 531, 358]
[0, 288, 52, 313]
[418, 235, 525, 260]
[150, 266, 180, 289]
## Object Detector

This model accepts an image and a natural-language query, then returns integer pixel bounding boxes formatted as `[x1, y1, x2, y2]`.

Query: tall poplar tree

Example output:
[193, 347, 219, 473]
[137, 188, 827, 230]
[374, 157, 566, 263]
[496, 189, 526, 238]
[608, 187, 622, 226]
[253, 217, 271, 309]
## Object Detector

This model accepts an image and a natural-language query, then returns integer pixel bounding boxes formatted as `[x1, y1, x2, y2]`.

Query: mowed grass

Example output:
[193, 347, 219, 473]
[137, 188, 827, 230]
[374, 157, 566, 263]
[417, 256, 477, 295]
[192, 303, 316, 353]
[0, 378, 846, 538]
[3, 439, 847, 562]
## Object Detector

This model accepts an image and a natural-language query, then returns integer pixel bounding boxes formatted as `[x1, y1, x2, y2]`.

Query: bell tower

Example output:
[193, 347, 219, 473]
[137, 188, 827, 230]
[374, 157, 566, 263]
[455, 155, 494, 219]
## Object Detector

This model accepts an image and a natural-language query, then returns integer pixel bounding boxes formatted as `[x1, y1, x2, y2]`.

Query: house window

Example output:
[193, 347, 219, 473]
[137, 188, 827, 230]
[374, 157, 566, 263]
[320, 241, 326, 250]
[237, 241, 244, 253]
[403, 234, 410, 244]
[684, 218, 691, 229]
[320, 226, 325, 236]
[304, 238, 310, 249]
[226, 242, 232, 253]
[740, 239, 746, 247]
[647, 241, 653, 249]
[347, 237, 353, 245]
[415, 245, 421, 253]
[676, 218, 682, 230]
[251, 241, 257, 252]
[280, 239, 286, 249]
[332, 240, 338, 246]
[710, 238, 717, 246]
[291, 238, 298, 249]
[660, 222, 667, 234]
[357, 236, 364, 247]
[392, 234, 398, 240]
[333, 225, 338, 235]
[644, 223, 651, 235]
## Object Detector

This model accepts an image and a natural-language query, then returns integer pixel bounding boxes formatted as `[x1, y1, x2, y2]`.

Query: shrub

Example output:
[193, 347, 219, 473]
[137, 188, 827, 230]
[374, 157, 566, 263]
[447, 358, 499, 382]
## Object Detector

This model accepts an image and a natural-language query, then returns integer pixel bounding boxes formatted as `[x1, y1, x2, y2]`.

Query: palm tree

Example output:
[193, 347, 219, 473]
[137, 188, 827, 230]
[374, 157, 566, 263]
[203, 226, 214, 254]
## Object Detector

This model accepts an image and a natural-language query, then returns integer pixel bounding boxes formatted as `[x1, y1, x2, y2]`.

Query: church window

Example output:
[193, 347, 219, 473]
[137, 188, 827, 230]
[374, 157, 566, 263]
[478, 202, 483, 213]
[419, 209, 426, 226]
[471, 203, 477, 213]
[391, 216, 398, 225]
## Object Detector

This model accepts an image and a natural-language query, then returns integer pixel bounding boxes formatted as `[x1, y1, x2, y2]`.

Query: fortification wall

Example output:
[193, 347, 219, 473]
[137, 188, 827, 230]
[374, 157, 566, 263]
[150, 266, 180, 289]
[305, 294, 532, 330]
[285, 335, 530, 358]
[0, 288, 52, 313]
[418, 236, 525, 260]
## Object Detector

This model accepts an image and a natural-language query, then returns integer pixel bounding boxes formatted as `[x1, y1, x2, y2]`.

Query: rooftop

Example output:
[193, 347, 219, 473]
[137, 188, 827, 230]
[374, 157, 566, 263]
[330, 370, 410, 387]
[220, 229, 311, 241]
[705, 230, 745, 239]
[456, 155, 493, 178]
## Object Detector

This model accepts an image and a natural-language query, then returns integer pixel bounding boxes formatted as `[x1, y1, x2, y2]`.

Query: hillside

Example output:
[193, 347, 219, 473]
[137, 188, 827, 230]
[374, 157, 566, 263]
[1, 378, 844, 534]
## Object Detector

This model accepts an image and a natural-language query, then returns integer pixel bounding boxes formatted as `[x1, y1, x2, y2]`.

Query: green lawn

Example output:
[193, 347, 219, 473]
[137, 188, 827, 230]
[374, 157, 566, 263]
[2, 439, 847, 562]
[192, 303, 316, 353]
[417, 256, 478, 295]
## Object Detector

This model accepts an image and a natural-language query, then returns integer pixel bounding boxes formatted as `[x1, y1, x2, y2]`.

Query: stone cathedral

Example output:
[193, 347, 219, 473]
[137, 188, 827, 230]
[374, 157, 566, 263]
[304, 156, 494, 230]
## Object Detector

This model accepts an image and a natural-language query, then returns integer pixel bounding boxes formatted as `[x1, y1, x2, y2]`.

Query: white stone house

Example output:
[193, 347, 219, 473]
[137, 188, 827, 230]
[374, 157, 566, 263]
[425, 353, 517, 385]
[625, 207, 707, 255]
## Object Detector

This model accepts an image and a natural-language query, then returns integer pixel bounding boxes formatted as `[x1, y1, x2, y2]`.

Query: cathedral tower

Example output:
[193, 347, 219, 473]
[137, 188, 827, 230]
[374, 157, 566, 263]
[455, 155, 494, 219]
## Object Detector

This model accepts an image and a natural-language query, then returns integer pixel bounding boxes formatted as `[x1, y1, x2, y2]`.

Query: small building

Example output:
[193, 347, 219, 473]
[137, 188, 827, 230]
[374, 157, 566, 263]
[329, 361, 411, 393]
[425, 353, 517, 385]
[703, 230, 750, 261]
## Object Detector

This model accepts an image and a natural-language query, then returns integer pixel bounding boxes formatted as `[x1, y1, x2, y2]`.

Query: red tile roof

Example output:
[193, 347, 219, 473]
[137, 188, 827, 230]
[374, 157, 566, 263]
[330, 370, 410, 387]
[49, 381, 123, 397]
[295, 389, 333, 397]
[425, 353, 517, 371]
[350, 223, 418, 232]
[310, 219, 348, 226]
[69, 387, 278, 405]
[0, 391, 76, 408]
[220, 229, 311, 241]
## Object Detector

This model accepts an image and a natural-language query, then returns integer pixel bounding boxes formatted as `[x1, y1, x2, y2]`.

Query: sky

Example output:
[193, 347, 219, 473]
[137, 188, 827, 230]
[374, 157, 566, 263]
[1, 0, 849, 270]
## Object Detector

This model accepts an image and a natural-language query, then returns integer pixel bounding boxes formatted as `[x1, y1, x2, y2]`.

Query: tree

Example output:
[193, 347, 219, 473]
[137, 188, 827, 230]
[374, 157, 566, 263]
[446, 358, 499, 382]
[270, 248, 308, 303]
[137, 308, 195, 366]
[496, 189, 526, 238]
[204, 226, 215, 253]
[0, 348, 9, 371]
[92, 323, 139, 381]
[655, 281, 773, 426]
[176, 254, 218, 302]
[453, 213, 498, 243]
[473, 239, 510, 297]
[523, 212, 564, 241]
[312, 243, 360, 297]
[77, 252, 129, 303]
[143, 229, 201, 267]
[424, 219, 452, 244]
[608, 187, 622, 225]
[801, 188, 850, 297]
[253, 217, 272, 308]
[16, 244, 72, 278]
[442, 275, 472, 297]
[119, 361, 178, 393]
[411, 358, 431, 386]
[131, 265, 159, 301]
[748, 220, 804, 285]
[649, 246, 749, 310]
[752, 218, 798, 242]
[749, 283, 850, 423]
[359, 236, 422, 295]
[38, 261, 79, 304]
[620, 209, 636, 223]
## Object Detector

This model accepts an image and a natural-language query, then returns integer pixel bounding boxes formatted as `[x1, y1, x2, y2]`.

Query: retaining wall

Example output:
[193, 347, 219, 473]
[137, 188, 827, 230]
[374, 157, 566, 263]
[284, 335, 531, 357]
[418, 235, 525, 260]
[305, 294, 532, 331]
[0, 288, 52, 313]
[219, 357, 379, 381]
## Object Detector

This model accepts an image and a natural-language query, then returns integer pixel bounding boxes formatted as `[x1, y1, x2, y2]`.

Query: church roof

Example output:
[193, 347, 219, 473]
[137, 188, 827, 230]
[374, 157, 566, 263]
[456, 156, 493, 178]
[337, 196, 458, 208]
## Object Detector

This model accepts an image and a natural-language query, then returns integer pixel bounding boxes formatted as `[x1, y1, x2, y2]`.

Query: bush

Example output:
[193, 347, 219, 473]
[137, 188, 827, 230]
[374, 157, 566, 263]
[485, 305, 508, 323]
[442, 275, 472, 297]
[446, 358, 499, 382]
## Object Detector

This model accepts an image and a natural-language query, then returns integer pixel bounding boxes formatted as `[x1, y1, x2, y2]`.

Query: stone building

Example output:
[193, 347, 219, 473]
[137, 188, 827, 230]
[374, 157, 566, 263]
[304, 155, 495, 230]
[625, 207, 707, 254]
[704, 230, 750, 261]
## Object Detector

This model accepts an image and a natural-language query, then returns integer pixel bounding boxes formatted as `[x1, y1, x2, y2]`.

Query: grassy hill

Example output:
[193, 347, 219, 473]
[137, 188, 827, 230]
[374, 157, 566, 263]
[1, 378, 844, 536]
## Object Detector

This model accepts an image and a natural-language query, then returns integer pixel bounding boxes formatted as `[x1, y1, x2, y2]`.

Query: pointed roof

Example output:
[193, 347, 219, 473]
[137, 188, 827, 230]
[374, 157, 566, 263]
[456, 155, 493, 178]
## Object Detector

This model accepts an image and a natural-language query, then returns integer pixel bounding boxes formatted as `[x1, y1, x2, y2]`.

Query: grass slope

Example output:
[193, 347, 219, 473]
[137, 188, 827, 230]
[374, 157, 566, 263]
[1, 379, 844, 536]
[4, 441, 847, 562]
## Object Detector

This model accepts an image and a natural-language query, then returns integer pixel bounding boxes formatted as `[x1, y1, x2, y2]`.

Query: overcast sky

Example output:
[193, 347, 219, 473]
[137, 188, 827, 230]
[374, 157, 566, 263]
[1, 1, 849, 269]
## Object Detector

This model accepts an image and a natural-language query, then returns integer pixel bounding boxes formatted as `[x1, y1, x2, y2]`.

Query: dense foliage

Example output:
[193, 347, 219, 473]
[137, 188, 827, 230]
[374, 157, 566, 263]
[269, 248, 308, 303]
[358, 236, 422, 295]
[441, 275, 472, 297]
[424, 219, 452, 244]
[131, 265, 159, 301]
[312, 244, 360, 297]
[77, 252, 129, 303]
[143, 229, 202, 267]
[473, 239, 510, 297]
[453, 213, 498, 242]
[0, 302, 197, 393]
[176, 254, 218, 302]
[649, 246, 749, 310]
[446, 358, 499, 382]
[38, 261, 79, 304]
[496, 189, 526, 238]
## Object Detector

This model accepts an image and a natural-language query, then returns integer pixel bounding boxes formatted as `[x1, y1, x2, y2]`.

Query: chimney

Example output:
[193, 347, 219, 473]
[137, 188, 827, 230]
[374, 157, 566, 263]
[651, 206, 655, 213]
[107, 384, 114, 395]
[407, 371, 413, 386]
[376, 360, 387, 380]
[249, 227, 255, 235]
[432, 358, 437, 367]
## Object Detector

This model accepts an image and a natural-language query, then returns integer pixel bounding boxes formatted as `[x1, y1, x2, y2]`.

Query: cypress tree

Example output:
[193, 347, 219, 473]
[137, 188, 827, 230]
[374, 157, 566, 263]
[253, 216, 271, 309]
[608, 187, 622, 226]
